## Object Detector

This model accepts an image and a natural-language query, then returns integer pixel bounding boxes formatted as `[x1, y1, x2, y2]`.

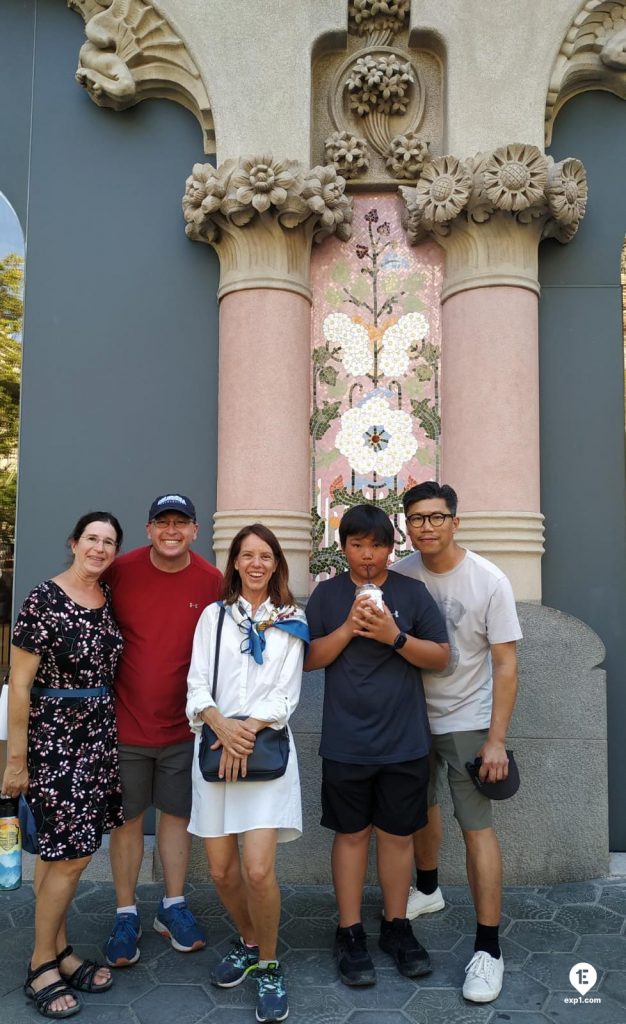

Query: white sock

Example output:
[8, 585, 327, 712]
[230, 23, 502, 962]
[117, 904, 137, 916]
[258, 959, 279, 969]
[162, 895, 185, 909]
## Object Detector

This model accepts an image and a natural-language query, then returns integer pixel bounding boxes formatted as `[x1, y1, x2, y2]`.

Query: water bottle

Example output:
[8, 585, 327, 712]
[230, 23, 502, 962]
[0, 794, 21, 890]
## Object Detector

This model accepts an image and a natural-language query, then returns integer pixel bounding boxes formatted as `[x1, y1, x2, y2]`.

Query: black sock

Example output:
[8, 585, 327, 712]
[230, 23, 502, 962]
[475, 922, 500, 959]
[416, 868, 438, 896]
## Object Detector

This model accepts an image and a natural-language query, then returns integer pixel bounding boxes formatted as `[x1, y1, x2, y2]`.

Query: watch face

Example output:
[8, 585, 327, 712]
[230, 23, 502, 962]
[394, 632, 407, 649]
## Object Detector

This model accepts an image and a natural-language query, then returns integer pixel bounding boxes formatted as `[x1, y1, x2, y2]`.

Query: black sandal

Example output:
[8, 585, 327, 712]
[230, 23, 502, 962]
[24, 959, 81, 1019]
[57, 945, 113, 993]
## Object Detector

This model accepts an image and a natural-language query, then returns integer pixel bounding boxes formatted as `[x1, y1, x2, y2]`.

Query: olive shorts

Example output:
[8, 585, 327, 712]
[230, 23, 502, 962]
[118, 740, 193, 820]
[427, 729, 493, 831]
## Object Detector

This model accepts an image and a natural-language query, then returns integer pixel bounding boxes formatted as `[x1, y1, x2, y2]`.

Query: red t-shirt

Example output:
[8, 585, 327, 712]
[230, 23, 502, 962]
[105, 546, 223, 746]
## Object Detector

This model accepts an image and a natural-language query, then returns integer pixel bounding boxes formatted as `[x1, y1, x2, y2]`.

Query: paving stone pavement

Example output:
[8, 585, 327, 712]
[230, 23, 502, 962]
[1, 879, 625, 1024]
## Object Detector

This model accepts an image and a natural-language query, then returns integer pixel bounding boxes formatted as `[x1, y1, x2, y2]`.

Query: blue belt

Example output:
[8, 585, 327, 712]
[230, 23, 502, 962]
[31, 686, 111, 699]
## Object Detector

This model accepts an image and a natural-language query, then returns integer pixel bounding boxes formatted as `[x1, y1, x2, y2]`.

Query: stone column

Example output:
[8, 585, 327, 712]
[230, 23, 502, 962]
[439, 218, 544, 601]
[401, 146, 588, 600]
[183, 158, 352, 600]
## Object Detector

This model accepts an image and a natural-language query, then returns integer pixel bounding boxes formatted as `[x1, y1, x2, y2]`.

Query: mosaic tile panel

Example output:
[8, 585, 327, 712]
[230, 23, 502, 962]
[310, 194, 444, 579]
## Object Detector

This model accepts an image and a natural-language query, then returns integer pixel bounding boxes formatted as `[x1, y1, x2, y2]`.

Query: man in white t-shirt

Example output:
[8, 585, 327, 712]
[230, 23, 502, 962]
[392, 481, 522, 1003]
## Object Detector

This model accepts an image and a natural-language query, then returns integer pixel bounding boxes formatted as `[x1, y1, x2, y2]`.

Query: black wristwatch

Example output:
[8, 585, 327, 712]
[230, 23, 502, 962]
[393, 631, 408, 650]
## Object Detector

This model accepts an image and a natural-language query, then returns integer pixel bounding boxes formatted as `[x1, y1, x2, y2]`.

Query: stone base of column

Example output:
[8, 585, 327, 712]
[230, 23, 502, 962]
[455, 511, 545, 602]
[213, 509, 312, 604]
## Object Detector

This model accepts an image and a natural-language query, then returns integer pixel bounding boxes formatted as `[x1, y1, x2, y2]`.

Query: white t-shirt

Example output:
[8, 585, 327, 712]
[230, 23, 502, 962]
[391, 548, 522, 733]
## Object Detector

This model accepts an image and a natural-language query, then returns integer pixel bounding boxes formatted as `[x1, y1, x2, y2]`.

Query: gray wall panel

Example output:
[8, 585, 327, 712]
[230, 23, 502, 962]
[13, 2, 220, 603]
[0, 0, 35, 227]
[539, 91, 626, 848]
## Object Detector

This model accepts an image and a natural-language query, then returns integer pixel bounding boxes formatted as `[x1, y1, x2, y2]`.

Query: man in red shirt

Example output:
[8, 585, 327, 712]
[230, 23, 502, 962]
[104, 494, 223, 966]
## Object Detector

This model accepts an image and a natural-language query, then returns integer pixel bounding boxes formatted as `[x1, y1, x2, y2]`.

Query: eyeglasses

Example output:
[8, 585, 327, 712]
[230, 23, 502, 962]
[406, 512, 454, 528]
[151, 518, 194, 529]
[81, 534, 117, 550]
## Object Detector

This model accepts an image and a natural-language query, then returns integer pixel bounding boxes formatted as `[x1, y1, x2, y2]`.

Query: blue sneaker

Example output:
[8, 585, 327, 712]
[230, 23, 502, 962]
[255, 962, 289, 1022]
[153, 899, 206, 952]
[105, 912, 142, 967]
[211, 937, 259, 987]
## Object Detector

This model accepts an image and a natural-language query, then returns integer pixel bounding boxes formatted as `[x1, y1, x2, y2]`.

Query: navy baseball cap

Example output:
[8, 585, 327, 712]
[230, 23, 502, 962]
[466, 750, 520, 801]
[148, 494, 196, 522]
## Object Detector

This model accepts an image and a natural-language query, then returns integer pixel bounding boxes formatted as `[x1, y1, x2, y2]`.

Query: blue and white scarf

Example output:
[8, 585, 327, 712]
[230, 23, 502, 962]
[221, 600, 309, 665]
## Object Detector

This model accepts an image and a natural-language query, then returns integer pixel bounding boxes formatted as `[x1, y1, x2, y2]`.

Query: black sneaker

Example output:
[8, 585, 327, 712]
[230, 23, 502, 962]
[334, 923, 376, 987]
[379, 917, 431, 977]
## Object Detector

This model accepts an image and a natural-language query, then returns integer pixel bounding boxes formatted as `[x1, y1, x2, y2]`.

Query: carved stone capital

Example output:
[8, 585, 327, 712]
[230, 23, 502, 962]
[546, 1, 626, 144]
[400, 145, 588, 298]
[182, 158, 353, 299]
[68, 0, 215, 153]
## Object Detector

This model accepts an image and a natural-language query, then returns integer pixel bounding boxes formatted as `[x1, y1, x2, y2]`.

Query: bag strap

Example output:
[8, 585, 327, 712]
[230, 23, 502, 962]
[211, 604, 226, 703]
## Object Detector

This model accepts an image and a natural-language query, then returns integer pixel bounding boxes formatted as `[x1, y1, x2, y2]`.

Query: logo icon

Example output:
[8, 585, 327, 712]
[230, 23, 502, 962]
[569, 962, 597, 996]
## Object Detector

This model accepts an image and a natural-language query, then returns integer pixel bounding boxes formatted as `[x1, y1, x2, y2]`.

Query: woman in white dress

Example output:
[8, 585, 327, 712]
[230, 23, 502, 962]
[186, 524, 308, 1024]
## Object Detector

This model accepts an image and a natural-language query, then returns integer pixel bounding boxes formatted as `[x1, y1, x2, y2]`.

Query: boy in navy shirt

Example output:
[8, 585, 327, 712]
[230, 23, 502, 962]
[305, 505, 449, 986]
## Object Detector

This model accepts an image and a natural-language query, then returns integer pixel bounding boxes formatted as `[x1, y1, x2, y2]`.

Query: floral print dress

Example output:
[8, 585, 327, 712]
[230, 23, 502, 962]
[12, 580, 125, 861]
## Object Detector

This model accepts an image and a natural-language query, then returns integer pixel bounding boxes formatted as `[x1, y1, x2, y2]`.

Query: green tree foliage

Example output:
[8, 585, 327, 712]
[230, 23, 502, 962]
[0, 252, 24, 534]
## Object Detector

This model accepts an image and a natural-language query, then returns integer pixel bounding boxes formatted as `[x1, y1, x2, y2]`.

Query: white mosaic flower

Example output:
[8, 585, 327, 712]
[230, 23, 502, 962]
[379, 312, 429, 376]
[323, 312, 373, 377]
[336, 395, 417, 476]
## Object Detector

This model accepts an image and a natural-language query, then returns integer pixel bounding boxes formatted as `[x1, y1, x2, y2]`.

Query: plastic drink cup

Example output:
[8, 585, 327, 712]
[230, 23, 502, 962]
[354, 582, 384, 610]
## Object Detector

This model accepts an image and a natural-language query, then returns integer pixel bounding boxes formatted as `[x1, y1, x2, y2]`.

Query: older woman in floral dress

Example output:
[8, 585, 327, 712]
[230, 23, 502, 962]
[2, 512, 125, 1019]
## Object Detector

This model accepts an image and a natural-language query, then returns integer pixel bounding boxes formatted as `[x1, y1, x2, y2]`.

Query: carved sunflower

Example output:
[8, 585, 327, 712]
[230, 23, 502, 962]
[413, 156, 472, 226]
[546, 158, 588, 226]
[482, 144, 548, 212]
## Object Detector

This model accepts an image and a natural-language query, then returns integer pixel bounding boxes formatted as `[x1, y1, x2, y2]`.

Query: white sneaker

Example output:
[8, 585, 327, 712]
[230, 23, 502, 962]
[462, 950, 504, 1003]
[405, 886, 445, 920]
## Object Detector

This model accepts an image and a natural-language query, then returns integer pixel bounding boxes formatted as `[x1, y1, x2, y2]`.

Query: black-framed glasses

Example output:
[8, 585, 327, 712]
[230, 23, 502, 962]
[406, 512, 454, 528]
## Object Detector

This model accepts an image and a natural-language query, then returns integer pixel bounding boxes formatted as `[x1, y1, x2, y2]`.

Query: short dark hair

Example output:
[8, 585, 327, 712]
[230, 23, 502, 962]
[68, 511, 124, 550]
[222, 523, 295, 607]
[339, 504, 394, 548]
[402, 481, 458, 516]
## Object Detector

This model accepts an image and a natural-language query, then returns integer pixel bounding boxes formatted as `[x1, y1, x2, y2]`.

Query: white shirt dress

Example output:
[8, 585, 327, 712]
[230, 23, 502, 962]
[186, 599, 304, 842]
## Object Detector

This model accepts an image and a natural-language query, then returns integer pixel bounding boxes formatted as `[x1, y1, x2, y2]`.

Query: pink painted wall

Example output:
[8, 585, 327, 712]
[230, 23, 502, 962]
[441, 286, 540, 512]
[217, 288, 311, 512]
